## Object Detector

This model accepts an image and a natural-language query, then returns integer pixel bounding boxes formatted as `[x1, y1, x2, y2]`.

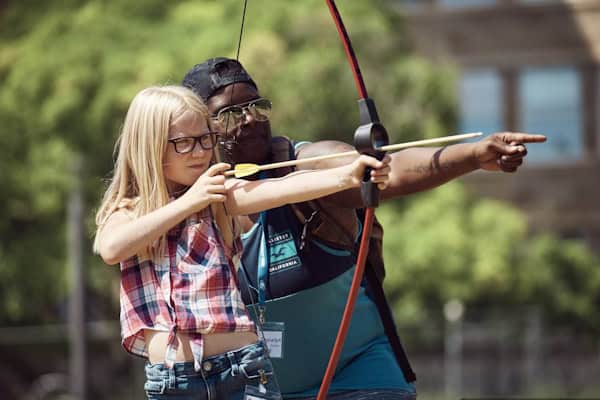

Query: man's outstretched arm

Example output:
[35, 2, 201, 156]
[295, 132, 546, 208]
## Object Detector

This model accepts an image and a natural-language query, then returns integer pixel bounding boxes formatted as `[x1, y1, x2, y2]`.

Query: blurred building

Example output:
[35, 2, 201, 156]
[392, 0, 600, 251]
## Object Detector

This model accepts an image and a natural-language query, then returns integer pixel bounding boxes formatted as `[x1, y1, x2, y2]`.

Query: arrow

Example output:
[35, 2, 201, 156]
[224, 132, 482, 178]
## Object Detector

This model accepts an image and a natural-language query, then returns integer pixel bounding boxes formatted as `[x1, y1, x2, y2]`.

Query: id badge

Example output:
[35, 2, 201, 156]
[244, 384, 282, 400]
[257, 321, 285, 359]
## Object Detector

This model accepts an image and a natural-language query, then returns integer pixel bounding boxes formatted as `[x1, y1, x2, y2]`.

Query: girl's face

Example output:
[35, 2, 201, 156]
[163, 110, 214, 194]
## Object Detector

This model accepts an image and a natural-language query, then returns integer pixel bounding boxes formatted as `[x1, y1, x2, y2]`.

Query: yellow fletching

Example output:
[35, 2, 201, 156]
[233, 163, 260, 178]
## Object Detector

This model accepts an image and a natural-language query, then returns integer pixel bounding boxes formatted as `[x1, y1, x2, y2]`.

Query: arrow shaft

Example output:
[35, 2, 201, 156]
[379, 132, 481, 152]
[224, 132, 482, 177]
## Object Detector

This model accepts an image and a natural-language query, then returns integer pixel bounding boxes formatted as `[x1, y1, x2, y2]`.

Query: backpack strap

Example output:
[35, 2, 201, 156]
[358, 210, 417, 382]
[364, 256, 417, 382]
[290, 200, 357, 252]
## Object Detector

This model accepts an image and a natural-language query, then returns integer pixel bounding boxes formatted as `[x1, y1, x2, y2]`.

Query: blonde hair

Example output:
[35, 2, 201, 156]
[93, 85, 210, 258]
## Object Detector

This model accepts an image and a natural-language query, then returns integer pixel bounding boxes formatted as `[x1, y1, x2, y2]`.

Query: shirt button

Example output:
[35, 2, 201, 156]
[202, 361, 212, 372]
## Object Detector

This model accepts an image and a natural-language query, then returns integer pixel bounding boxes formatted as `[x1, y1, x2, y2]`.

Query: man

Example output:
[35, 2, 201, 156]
[182, 57, 546, 399]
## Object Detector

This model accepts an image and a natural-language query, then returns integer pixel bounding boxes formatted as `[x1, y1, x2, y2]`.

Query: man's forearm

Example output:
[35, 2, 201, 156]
[296, 140, 479, 208]
[381, 143, 479, 199]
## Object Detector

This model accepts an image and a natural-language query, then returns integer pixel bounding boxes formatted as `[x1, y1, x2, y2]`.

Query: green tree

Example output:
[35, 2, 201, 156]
[0, 0, 454, 324]
[1, 0, 598, 339]
[380, 183, 600, 336]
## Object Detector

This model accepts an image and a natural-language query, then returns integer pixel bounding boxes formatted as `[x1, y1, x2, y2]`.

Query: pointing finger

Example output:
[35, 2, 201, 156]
[500, 132, 547, 144]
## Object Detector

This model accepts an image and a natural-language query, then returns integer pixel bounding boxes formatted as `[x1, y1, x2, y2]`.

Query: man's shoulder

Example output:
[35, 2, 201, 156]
[271, 135, 352, 157]
[295, 140, 353, 159]
[270, 135, 310, 153]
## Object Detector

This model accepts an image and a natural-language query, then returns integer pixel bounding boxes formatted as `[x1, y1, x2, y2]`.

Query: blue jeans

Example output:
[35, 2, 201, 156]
[144, 341, 279, 400]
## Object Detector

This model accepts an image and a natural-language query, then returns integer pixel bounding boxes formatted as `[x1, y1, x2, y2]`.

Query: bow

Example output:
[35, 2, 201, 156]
[317, 1, 388, 398]
[227, 1, 399, 398]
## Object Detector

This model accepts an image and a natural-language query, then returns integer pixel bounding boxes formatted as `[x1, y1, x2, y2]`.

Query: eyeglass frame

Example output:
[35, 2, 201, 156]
[167, 131, 217, 154]
[211, 97, 272, 127]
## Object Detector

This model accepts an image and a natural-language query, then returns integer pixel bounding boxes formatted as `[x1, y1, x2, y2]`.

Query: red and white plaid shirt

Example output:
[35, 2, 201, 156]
[119, 208, 255, 371]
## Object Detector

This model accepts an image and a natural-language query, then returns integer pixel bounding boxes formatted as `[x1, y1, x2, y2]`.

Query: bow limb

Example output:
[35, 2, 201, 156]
[317, 2, 388, 399]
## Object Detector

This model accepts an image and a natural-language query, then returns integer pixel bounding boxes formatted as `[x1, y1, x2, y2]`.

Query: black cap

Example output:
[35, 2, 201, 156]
[182, 57, 257, 101]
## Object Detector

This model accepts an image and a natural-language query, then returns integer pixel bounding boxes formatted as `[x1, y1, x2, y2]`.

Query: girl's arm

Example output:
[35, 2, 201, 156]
[96, 163, 230, 265]
[224, 155, 389, 216]
[96, 201, 190, 265]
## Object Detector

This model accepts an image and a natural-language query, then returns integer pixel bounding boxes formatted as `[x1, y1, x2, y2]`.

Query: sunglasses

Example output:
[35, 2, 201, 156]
[212, 98, 272, 128]
[168, 132, 217, 154]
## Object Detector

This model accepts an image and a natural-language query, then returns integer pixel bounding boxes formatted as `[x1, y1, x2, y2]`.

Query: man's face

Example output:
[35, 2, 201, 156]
[206, 82, 272, 165]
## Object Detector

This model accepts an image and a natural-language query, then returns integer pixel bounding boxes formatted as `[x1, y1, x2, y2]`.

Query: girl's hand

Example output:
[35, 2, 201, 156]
[180, 163, 230, 213]
[349, 155, 391, 190]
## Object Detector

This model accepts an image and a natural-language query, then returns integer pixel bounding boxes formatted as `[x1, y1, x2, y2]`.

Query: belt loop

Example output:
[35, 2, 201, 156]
[168, 366, 176, 390]
[165, 326, 179, 370]
[226, 351, 239, 376]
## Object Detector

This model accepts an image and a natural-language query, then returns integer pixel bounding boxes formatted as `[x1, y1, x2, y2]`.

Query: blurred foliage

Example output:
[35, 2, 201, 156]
[380, 183, 600, 336]
[0, 0, 455, 325]
[0, 0, 598, 342]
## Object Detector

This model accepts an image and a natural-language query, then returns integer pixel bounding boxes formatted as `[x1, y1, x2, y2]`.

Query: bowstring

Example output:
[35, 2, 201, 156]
[217, 0, 283, 394]
[236, 0, 248, 61]
[219, 0, 248, 150]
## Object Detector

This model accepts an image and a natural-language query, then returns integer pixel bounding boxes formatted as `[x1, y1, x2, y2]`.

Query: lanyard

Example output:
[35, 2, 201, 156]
[257, 210, 269, 310]
[256, 171, 270, 324]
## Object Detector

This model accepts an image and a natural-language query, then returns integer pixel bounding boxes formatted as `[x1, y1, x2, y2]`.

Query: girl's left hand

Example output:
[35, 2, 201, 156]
[349, 154, 391, 190]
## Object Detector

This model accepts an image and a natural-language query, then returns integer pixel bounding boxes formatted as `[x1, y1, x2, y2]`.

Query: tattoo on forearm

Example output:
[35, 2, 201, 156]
[402, 148, 459, 175]
[403, 164, 433, 174]
[403, 162, 458, 174]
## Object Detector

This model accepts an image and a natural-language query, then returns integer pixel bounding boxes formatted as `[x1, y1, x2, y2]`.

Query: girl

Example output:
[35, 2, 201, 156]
[94, 85, 389, 399]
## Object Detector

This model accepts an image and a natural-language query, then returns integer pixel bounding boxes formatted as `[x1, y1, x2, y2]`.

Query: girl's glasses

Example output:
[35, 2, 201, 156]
[212, 98, 272, 127]
[168, 132, 216, 154]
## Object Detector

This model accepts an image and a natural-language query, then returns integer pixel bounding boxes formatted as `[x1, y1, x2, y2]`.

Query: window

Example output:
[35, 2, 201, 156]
[519, 67, 582, 163]
[459, 69, 503, 137]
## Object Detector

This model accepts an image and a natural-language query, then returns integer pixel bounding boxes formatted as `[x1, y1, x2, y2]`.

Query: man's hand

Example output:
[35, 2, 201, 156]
[473, 132, 547, 172]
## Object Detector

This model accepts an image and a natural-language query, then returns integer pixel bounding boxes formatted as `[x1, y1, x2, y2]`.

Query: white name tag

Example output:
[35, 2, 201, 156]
[258, 321, 285, 359]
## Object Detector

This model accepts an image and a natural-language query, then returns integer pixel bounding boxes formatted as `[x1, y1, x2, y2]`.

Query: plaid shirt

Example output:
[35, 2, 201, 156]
[119, 209, 255, 371]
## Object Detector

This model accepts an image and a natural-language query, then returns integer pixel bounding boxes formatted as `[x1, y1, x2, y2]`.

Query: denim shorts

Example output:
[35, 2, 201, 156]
[144, 341, 279, 400]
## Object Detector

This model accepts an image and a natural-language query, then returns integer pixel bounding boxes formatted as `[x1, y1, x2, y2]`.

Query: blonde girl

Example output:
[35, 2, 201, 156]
[94, 85, 389, 399]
